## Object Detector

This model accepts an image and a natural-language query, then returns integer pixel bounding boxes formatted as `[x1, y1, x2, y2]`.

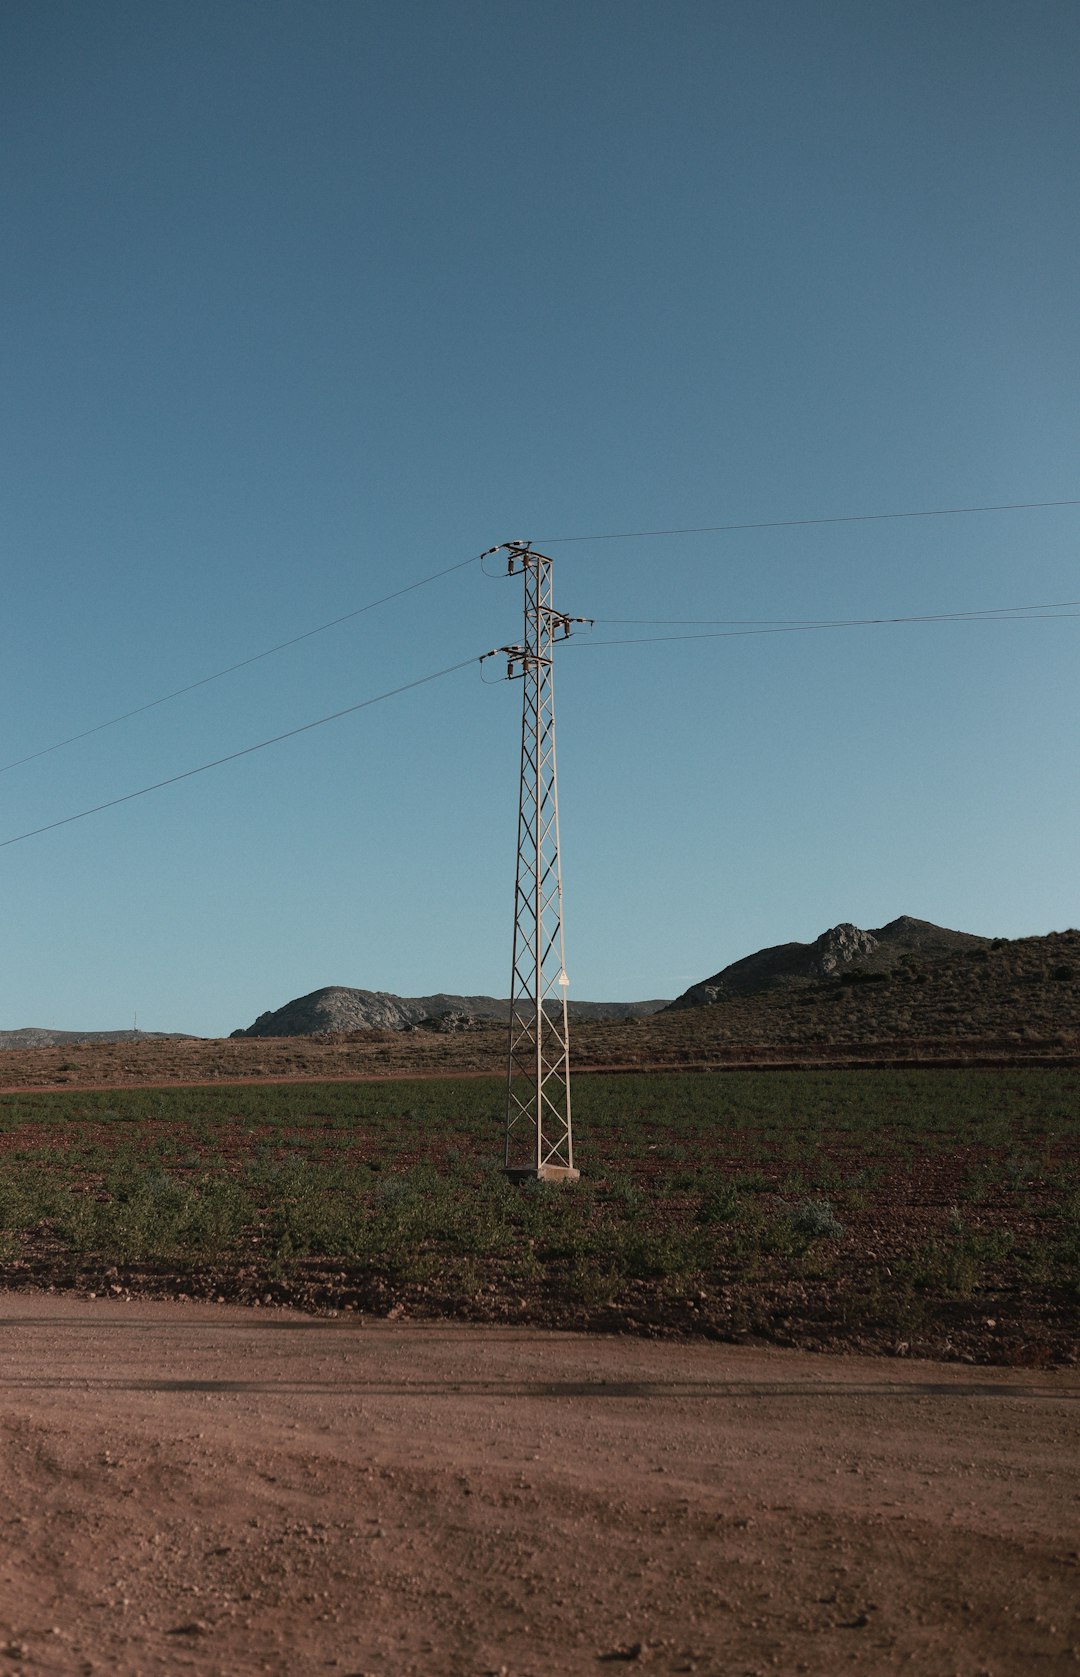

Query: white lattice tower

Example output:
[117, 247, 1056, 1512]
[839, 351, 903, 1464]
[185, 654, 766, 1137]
[500, 544, 579, 1182]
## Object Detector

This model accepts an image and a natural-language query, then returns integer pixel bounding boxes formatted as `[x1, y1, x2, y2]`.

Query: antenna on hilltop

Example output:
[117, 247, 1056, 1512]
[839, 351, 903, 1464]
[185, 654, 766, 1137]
[482, 543, 590, 1183]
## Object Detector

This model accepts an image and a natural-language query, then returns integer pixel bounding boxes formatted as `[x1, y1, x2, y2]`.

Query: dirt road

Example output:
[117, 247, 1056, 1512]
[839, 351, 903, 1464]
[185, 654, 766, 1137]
[1, 1296, 1077, 1676]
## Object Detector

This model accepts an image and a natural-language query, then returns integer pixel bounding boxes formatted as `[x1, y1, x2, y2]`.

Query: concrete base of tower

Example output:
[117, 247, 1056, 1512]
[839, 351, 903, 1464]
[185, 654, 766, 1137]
[503, 1164, 580, 1184]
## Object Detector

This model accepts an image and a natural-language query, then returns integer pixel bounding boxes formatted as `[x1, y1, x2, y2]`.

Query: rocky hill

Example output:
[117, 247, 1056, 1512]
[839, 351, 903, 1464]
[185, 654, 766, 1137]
[666, 917, 991, 1010]
[231, 986, 668, 1038]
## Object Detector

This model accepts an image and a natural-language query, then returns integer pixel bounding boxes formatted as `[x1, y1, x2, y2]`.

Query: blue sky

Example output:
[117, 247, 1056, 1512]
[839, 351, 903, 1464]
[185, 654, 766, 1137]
[2, 0, 1077, 1035]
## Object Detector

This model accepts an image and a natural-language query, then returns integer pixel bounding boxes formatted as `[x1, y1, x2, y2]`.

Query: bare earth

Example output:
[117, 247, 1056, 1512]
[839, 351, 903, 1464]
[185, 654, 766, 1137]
[2, 1296, 1078, 1676]
[0, 1023, 1075, 1097]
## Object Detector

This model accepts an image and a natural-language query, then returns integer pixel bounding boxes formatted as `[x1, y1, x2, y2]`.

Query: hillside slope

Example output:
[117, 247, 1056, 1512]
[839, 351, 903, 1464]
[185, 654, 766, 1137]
[667, 916, 991, 1010]
[586, 928, 1080, 1064]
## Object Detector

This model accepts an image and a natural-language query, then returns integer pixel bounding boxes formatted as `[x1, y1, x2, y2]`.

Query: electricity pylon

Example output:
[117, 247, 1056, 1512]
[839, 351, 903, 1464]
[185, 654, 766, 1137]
[487, 542, 587, 1183]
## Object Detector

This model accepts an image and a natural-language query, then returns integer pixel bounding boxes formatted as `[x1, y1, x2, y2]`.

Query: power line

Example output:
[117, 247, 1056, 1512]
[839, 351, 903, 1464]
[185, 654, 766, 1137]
[590, 598, 1080, 629]
[0, 548, 484, 778]
[4, 580, 1075, 854]
[537, 496, 1080, 545]
[5, 501, 1076, 778]
[573, 608, 1080, 650]
[0, 655, 481, 852]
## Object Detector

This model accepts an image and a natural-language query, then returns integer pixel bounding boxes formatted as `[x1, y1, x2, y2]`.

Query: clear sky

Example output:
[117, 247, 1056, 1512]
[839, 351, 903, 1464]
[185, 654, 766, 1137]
[2, 0, 1077, 1036]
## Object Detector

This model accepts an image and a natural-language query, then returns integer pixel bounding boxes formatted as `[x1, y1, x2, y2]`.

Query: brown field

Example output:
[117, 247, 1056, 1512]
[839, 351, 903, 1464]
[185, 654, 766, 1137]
[2, 1065, 1077, 1369]
[0, 1018, 1076, 1097]
[2, 982, 1077, 1675]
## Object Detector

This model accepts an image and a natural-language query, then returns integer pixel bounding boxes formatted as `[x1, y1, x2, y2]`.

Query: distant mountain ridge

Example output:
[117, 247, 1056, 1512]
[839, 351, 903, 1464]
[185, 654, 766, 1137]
[666, 917, 992, 1010]
[232, 986, 669, 1038]
[0, 1028, 192, 1050]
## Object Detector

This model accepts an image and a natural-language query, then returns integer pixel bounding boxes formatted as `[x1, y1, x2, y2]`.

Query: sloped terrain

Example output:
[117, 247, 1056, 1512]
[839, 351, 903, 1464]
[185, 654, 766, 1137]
[667, 915, 992, 1009]
[580, 927, 1080, 1067]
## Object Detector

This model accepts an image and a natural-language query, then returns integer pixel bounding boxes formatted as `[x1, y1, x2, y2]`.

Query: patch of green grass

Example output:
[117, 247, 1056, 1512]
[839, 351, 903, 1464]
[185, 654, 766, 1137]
[900, 1218, 1015, 1300]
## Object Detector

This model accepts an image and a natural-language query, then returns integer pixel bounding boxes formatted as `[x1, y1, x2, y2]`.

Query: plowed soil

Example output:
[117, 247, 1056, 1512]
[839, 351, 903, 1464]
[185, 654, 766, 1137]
[2, 1294, 1078, 1677]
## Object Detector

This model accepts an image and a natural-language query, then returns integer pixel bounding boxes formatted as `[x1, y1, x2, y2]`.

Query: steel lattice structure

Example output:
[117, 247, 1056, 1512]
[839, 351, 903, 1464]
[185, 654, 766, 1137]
[497, 544, 581, 1183]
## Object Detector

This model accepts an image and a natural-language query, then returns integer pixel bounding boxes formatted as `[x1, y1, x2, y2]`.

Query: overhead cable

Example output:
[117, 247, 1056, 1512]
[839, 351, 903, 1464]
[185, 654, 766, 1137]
[538, 497, 1080, 545]
[573, 607, 1080, 650]
[0, 548, 484, 778]
[6, 502, 1076, 776]
[590, 598, 1080, 629]
[4, 592, 1075, 852]
[0, 655, 481, 852]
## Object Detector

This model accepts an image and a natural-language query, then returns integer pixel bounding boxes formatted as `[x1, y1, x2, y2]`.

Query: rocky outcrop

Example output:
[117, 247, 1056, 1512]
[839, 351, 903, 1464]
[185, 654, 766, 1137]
[232, 987, 669, 1038]
[406, 1011, 492, 1034]
[666, 917, 992, 1010]
[815, 923, 879, 975]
